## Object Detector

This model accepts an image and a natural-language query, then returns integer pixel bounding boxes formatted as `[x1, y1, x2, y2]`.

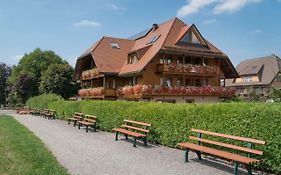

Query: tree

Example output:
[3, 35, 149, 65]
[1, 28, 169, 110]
[7, 48, 66, 96]
[0, 63, 11, 105]
[6, 74, 34, 105]
[39, 64, 77, 98]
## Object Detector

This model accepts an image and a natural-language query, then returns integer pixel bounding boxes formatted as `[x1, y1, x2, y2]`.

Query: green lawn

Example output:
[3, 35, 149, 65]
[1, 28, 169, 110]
[0, 115, 68, 175]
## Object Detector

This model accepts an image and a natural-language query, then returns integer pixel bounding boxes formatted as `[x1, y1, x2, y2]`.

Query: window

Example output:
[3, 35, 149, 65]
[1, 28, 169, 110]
[128, 53, 138, 64]
[146, 35, 160, 45]
[110, 43, 120, 49]
[178, 28, 206, 46]
[242, 76, 251, 82]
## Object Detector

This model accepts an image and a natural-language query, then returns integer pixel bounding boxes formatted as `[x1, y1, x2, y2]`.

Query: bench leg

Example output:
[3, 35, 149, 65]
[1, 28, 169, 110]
[115, 132, 119, 141]
[185, 149, 190, 162]
[143, 137, 147, 146]
[233, 161, 238, 175]
[124, 134, 128, 140]
[133, 137, 137, 147]
[74, 121, 76, 127]
[93, 123, 97, 132]
[86, 125, 88, 132]
[68, 119, 70, 125]
[78, 123, 81, 130]
[246, 165, 252, 175]
[195, 151, 202, 160]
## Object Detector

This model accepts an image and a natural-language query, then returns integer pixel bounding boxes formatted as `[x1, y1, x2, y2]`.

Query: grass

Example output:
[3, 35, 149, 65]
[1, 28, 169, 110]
[0, 115, 68, 175]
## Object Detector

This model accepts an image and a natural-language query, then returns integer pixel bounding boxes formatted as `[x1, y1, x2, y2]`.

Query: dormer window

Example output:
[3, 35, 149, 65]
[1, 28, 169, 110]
[177, 25, 208, 47]
[128, 52, 138, 64]
[110, 43, 120, 49]
[146, 35, 160, 45]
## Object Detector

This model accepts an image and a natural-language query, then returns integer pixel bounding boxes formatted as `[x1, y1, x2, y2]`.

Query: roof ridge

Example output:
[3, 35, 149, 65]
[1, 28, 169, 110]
[160, 18, 178, 49]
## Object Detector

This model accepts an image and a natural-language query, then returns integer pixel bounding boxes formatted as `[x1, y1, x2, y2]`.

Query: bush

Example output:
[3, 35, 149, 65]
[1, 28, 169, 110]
[26, 94, 62, 110]
[48, 100, 281, 173]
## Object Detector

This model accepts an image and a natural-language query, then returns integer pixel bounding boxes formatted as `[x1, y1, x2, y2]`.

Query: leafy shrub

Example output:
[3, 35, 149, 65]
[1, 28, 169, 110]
[26, 93, 62, 110]
[48, 100, 281, 173]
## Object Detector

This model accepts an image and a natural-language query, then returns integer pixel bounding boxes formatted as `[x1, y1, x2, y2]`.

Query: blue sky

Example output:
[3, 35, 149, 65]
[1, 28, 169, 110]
[0, 0, 280, 67]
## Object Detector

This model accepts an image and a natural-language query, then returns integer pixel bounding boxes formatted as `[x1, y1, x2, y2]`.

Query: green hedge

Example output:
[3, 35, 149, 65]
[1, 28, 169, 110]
[48, 100, 281, 173]
[26, 93, 62, 110]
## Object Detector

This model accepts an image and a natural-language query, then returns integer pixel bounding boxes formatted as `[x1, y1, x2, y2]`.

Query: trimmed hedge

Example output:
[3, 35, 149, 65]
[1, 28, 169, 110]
[26, 93, 62, 110]
[48, 100, 281, 173]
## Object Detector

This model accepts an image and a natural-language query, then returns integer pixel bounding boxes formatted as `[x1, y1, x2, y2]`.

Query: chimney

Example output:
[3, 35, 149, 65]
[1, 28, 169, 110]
[152, 23, 158, 31]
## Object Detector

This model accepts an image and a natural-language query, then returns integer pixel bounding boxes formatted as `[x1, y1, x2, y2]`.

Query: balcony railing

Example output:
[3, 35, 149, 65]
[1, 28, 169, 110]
[156, 64, 218, 75]
[81, 68, 100, 80]
[78, 87, 116, 99]
[117, 85, 235, 99]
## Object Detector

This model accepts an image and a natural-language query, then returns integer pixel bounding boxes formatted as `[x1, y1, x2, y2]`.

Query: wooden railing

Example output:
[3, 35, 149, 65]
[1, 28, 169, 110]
[156, 64, 219, 75]
[117, 85, 236, 99]
[78, 87, 116, 99]
[81, 68, 100, 80]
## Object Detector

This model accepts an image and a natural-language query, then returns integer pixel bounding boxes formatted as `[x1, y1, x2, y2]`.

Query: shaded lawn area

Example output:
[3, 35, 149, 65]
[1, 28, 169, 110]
[0, 115, 68, 175]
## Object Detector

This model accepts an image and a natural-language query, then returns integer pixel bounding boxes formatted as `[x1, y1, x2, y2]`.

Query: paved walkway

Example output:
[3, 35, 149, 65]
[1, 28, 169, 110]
[1, 110, 259, 175]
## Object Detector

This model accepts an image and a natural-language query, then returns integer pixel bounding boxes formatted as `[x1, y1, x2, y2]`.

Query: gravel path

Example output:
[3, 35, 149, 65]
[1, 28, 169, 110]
[1, 110, 257, 175]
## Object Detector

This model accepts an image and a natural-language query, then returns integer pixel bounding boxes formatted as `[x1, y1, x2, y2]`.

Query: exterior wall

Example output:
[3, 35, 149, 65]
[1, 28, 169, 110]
[142, 54, 161, 86]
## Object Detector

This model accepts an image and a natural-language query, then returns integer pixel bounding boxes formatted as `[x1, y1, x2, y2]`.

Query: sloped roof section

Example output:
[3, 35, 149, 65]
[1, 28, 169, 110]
[225, 54, 281, 86]
[92, 37, 134, 73]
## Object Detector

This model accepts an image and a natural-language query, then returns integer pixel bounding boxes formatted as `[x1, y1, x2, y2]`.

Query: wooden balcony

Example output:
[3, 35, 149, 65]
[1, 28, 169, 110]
[78, 88, 116, 99]
[117, 85, 236, 99]
[81, 68, 101, 80]
[156, 64, 219, 76]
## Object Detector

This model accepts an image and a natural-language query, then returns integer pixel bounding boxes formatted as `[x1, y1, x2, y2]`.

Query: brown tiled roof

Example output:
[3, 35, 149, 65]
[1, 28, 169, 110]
[225, 54, 281, 87]
[74, 17, 238, 79]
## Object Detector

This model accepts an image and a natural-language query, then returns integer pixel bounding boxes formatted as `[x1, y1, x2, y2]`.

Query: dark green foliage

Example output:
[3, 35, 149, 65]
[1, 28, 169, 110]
[0, 63, 11, 105]
[269, 87, 281, 102]
[48, 100, 281, 173]
[26, 93, 62, 110]
[39, 64, 77, 98]
[6, 48, 66, 104]
[0, 116, 68, 175]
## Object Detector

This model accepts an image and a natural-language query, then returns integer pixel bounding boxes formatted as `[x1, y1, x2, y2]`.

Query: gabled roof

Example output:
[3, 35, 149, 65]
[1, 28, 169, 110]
[74, 17, 238, 79]
[225, 54, 281, 87]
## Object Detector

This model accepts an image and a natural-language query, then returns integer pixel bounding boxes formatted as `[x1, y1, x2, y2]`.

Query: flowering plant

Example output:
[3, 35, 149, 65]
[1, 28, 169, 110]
[78, 87, 105, 98]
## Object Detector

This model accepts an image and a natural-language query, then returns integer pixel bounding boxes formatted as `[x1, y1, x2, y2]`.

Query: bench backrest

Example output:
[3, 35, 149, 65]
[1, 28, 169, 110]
[121, 119, 151, 135]
[73, 112, 83, 119]
[84, 114, 97, 119]
[190, 128, 265, 156]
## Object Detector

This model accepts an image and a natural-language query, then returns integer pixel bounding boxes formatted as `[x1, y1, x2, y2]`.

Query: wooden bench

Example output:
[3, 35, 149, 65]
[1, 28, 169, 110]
[42, 109, 55, 119]
[67, 112, 83, 126]
[177, 128, 265, 175]
[77, 114, 97, 132]
[112, 119, 151, 147]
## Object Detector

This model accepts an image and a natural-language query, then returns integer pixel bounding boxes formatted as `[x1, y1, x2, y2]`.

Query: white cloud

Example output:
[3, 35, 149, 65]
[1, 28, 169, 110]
[213, 0, 262, 14]
[177, 0, 216, 17]
[73, 20, 101, 27]
[250, 29, 262, 34]
[108, 4, 126, 11]
[203, 18, 217, 24]
[177, 0, 262, 17]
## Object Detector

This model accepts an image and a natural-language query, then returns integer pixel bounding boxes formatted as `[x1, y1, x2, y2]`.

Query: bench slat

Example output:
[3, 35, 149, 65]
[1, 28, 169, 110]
[84, 114, 97, 119]
[191, 128, 265, 145]
[84, 118, 96, 123]
[77, 120, 96, 126]
[178, 142, 259, 164]
[189, 136, 263, 155]
[121, 124, 149, 133]
[123, 119, 151, 127]
[113, 128, 145, 138]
